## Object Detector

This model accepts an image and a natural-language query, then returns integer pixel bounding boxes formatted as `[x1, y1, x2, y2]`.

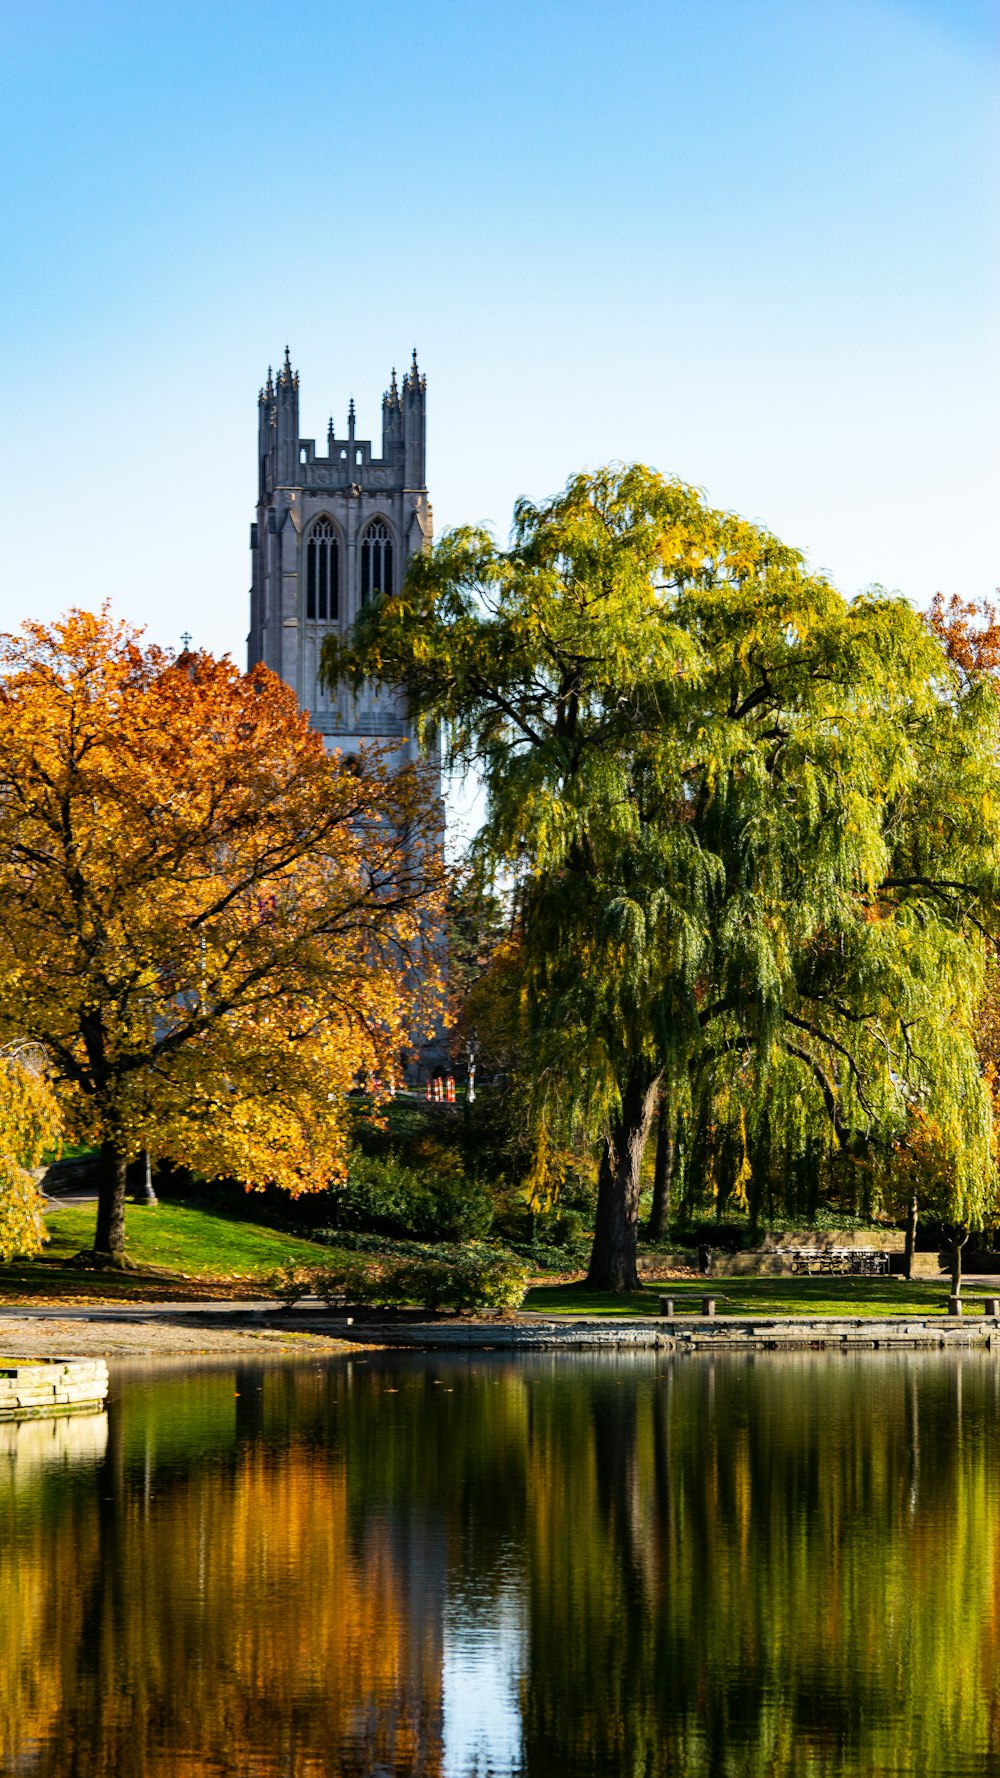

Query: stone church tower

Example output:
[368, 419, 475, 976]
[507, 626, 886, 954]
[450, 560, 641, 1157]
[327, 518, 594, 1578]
[247, 347, 432, 758]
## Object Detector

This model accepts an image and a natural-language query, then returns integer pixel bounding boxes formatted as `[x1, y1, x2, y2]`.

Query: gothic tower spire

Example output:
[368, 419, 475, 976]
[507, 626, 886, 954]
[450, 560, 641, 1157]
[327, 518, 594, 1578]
[403, 347, 426, 487]
[382, 365, 403, 455]
[248, 348, 431, 747]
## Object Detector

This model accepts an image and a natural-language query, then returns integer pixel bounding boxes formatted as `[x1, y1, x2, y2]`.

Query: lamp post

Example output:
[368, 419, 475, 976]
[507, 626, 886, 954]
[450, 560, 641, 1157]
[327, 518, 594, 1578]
[465, 1029, 481, 1106]
[128, 1150, 158, 1207]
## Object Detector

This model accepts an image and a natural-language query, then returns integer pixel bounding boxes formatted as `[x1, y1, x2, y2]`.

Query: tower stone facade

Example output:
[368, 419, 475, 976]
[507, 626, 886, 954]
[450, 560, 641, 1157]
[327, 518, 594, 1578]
[247, 347, 432, 759]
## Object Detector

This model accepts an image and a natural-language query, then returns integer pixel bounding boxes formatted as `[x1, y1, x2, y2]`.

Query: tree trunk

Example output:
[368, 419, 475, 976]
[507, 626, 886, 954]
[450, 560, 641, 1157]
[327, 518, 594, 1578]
[904, 1193, 918, 1281]
[586, 1063, 662, 1292]
[648, 1093, 674, 1241]
[94, 1139, 128, 1260]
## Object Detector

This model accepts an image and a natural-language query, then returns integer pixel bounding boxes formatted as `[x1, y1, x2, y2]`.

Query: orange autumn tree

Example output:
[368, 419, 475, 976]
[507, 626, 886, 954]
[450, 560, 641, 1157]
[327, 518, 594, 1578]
[927, 592, 1000, 689]
[0, 609, 444, 1262]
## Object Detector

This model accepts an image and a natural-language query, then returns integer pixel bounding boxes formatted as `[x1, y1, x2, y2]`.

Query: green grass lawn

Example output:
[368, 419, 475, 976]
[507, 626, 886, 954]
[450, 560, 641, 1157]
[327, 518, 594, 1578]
[3, 1199, 991, 1316]
[523, 1274, 991, 1319]
[0, 1201, 331, 1301]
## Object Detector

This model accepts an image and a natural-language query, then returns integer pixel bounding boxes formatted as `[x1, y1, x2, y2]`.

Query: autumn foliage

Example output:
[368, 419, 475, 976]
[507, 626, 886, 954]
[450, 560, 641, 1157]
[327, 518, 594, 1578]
[927, 592, 1000, 689]
[0, 1043, 60, 1262]
[0, 609, 444, 1258]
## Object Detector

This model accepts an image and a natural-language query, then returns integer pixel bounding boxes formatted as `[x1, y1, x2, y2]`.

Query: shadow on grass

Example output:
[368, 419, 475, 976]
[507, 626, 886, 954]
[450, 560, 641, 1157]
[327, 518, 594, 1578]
[1, 1200, 328, 1302]
[0, 1257, 265, 1302]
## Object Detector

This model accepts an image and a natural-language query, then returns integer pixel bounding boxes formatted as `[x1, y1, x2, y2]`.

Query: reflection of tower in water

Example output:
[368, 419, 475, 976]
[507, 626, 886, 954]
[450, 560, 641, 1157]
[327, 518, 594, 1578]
[364, 1502, 450, 1774]
[442, 1575, 526, 1778]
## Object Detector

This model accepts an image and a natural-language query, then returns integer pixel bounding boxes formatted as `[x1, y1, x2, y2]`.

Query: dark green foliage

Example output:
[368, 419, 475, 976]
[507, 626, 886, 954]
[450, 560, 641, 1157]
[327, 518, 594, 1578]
[666, 1209, 893, 1253]
[331, 1147, 494, 1242]
[491, 1201, 595, 1272]
[445, 863, 513, 1063]
[349, 1084, 541, 1210]
[309, 1228, 434, 1256]
[545, 1207, 586, 1246]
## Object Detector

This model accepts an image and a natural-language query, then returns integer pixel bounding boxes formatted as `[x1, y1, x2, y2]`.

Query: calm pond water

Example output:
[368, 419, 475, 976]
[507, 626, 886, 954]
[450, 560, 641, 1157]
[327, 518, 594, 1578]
[2, 1349, 1000, 1777]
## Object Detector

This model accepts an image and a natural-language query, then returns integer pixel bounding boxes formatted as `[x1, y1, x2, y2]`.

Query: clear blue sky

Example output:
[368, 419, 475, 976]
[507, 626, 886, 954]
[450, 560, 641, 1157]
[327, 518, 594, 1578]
[0, 0, 996, 663]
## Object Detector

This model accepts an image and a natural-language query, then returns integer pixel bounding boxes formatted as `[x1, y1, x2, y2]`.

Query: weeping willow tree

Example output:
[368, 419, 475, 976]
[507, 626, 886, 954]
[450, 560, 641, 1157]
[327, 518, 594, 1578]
[323, 465, 1000, 1290]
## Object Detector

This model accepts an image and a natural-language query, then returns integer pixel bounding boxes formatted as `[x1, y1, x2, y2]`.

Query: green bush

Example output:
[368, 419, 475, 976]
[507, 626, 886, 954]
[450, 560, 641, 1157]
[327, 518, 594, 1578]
[331, 1149, 495, 1243]
[271, 1243, 529, 1315]
[391, 1248, 530, 1312]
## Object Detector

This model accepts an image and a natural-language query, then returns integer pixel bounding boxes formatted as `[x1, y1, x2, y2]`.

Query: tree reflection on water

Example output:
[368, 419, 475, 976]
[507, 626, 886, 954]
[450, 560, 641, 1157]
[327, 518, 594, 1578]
[1, 1351, 999, 1777]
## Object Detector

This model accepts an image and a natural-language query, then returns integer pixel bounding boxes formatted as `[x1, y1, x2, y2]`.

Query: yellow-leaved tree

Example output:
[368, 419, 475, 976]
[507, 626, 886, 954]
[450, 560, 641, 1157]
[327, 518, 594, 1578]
[0, 1042, 60, 1262]
[0, 609, 444, 1262]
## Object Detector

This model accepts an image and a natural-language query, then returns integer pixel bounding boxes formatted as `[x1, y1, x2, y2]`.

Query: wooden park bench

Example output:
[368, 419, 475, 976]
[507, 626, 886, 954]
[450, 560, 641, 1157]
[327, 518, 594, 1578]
[785, 1247, 890, 1277]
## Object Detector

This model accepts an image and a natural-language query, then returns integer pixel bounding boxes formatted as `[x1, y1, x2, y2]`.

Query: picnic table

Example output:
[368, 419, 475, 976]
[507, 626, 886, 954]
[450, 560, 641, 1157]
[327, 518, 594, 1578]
[784, 1247, 891, 1277]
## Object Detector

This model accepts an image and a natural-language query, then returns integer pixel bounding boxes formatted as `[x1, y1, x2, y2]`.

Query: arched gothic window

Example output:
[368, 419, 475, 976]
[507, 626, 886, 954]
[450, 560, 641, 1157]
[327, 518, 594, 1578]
[360, 520, 393, 606]
[307, 518, 339, 622]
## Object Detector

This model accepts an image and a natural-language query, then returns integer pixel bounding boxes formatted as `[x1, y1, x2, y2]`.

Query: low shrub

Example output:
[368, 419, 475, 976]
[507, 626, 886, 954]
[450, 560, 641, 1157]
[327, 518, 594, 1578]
[271, 1262, 326, 1306]
[393, 1247, 530, 1312]
[271, 1243, 529, 1315]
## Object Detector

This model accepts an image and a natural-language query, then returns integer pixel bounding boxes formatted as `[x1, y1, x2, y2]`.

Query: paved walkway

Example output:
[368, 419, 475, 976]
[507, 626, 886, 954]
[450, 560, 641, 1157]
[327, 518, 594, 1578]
[0, 1300, 355, 1359]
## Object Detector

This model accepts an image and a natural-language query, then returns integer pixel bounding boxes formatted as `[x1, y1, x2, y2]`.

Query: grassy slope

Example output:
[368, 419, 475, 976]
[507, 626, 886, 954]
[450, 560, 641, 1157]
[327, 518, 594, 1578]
[1, 1199, 986, 1315]
[0, 1202, 329, 1301]
[523, 1275, 987, 1318]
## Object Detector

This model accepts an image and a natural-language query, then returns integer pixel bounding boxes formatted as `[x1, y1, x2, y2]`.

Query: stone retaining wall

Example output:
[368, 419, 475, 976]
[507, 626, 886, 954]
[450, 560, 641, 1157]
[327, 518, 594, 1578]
[709, 1245, 950, 1278]
[0, 1359, 109, 1419]
[315, 1315, 1000, 1352]
[760, 1229, 905, 1251]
